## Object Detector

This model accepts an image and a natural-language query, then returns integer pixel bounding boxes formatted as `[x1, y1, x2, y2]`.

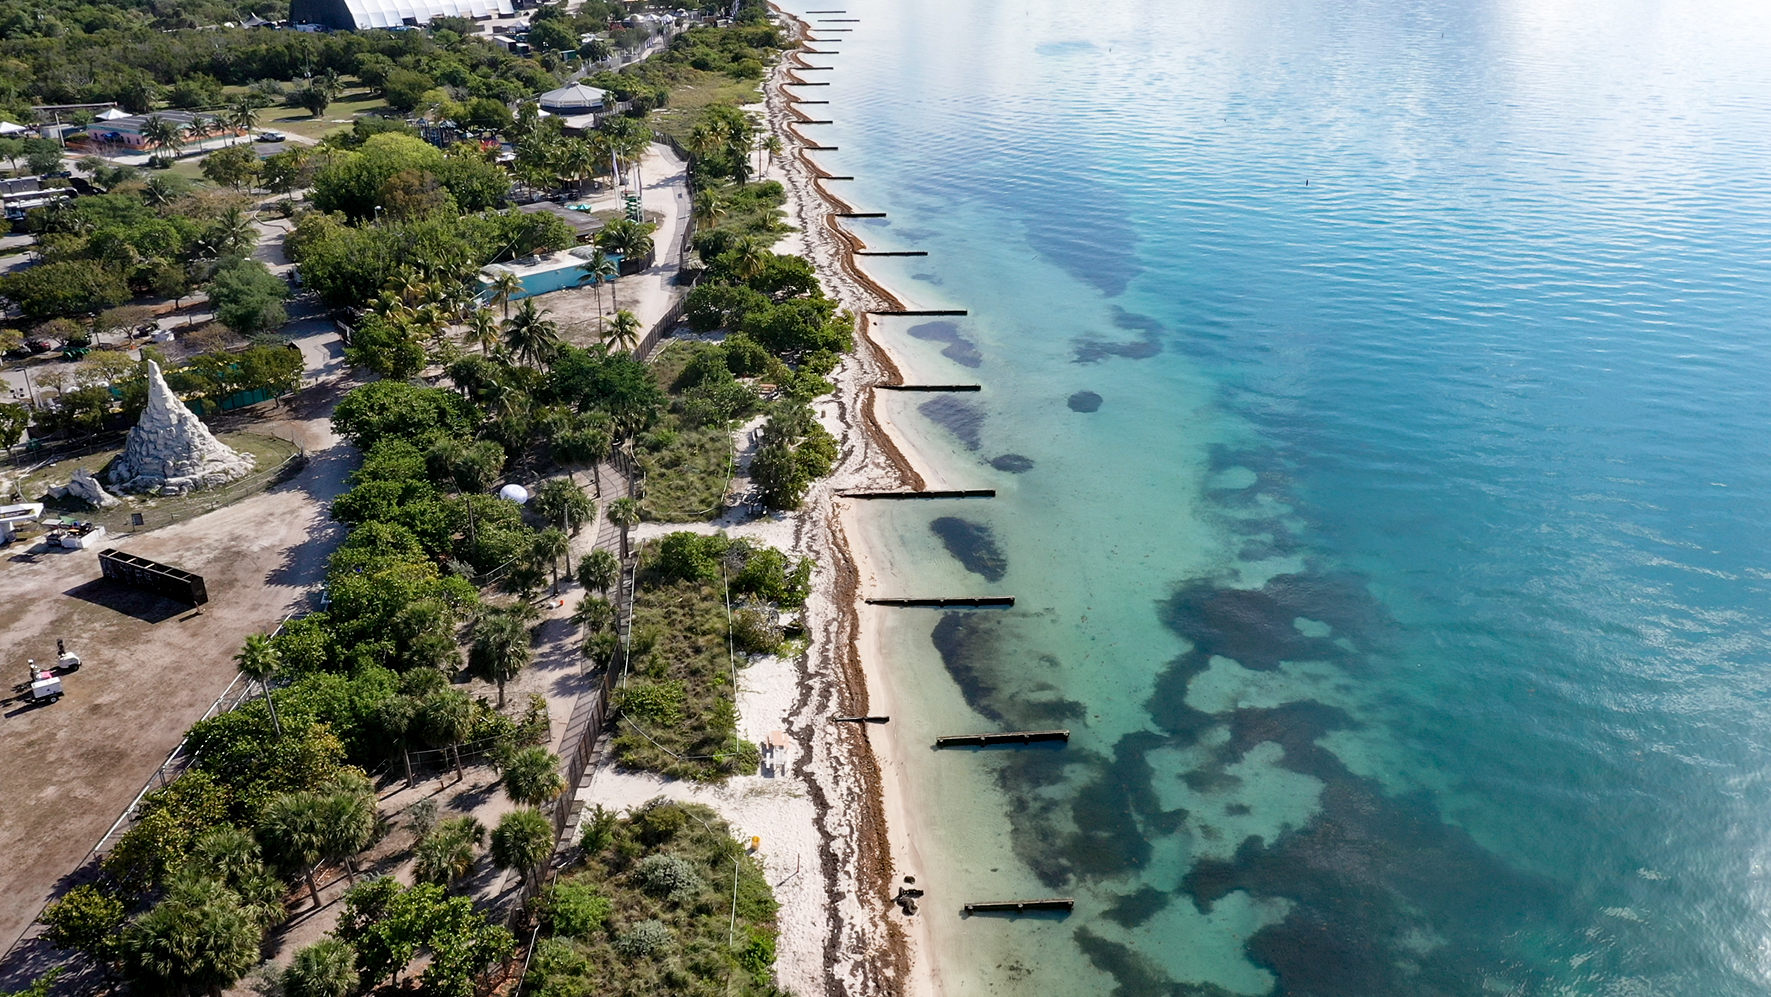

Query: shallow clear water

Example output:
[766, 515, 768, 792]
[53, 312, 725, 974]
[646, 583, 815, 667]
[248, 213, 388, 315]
[786, 0, 1771, 992]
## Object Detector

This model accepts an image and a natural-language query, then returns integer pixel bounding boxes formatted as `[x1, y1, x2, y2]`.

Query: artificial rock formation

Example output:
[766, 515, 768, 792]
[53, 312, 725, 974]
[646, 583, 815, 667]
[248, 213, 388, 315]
[67, 468, 120, 509]
[108, 361, 255, 495]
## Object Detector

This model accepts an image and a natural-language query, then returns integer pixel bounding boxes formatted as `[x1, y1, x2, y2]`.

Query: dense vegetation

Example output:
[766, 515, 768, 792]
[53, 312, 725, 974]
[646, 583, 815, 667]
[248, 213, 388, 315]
[10, 7, 825, 995]
[609, 531, 808, 780]
[527, 800, 787, 997]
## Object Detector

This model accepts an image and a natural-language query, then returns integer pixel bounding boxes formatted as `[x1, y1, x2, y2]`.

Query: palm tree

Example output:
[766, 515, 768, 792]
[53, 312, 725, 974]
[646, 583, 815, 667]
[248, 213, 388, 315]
[535, 477, 593, 534]
[464, 309, 500, 355]
[572, 594, 614, 635]
[257, 793, 327, 907]
[604, 309, 642, 355]
[502, 298, 560, 368]
[607, 497, 640, 561]
[531, 527, 569, 595]
[234, 634, 281, 738]
[576, 548, 619, 595]
[229, 97, 259, 133]
[761, 134, 782, 176]
[320, 772, 378, 881]
[499, 746, 566, 808]
[283, 939, 357, 997]
[412, 816, 485, 887]
[141, 115, 183, 157]
[730, 236, 770, 280]
[576, 250, 617, 322]
[490, 808, 553, 886]
[691, 187, 728, 232]
[417, 688, 473, 781]
[468, 610, 531, 708]
[487, 270, 522, 319]
[209, 206, 257, 258]
[187, 115, 213, 148]
[557, 137, 599, 194]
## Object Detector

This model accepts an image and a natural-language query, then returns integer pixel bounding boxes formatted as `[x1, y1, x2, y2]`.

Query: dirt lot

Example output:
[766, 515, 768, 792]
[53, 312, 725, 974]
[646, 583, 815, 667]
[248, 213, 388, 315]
[0, 381, 356, 980]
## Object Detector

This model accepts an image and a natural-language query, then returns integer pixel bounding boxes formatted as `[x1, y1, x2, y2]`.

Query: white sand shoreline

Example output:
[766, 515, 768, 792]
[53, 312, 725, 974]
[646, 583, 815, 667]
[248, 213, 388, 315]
[570, 14, 956, 995]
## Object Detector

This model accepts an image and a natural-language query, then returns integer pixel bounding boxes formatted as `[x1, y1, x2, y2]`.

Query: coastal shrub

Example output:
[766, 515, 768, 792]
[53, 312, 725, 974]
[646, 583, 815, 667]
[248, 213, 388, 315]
[731, 547, 811, 607]
[635, 854, 705, 904]
[619, 681, 686, 729]
[655, 531, 729, 582]
[614, 920, 672, 960]
[528, 803, 779, 996]
[632, 802, 687, 846]
[578, 805, 620, 854]
[38, 885, 126, 962]
[541, 881, 613, 938]
[730, 609, 783, 655]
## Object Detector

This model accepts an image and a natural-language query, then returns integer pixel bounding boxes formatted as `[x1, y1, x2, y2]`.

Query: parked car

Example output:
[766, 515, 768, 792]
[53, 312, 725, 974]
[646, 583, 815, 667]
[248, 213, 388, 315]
[257, 131, 286, 143]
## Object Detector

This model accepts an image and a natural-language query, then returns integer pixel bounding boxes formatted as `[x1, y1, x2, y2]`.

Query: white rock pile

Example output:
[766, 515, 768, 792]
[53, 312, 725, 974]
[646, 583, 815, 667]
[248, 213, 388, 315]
[67, 467, 120, 509]
[108, 360, 255, 495]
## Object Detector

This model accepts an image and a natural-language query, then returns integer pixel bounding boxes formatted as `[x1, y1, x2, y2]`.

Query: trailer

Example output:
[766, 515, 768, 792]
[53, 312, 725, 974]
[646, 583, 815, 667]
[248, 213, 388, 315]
[97, 548, 209, 606]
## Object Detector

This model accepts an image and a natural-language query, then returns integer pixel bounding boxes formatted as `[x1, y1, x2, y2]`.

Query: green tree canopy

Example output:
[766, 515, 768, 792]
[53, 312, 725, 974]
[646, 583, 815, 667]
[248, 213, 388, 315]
[208, 257, 289, 337]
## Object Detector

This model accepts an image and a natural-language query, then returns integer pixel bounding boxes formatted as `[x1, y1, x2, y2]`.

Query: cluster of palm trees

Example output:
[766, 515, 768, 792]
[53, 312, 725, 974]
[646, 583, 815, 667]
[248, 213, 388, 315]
[231, 636, 379, 909]
[683, 104, 769, 185]
[510, 115, 654, 199]
[139, 97, 266, 160]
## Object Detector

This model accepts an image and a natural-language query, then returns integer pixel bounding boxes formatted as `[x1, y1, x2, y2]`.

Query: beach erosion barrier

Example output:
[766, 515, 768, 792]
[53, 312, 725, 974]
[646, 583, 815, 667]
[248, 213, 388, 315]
[838, 489, 994, 499]
[869, 309, 969, 316]
[864, 597, 1015, 607]
[936, 730, 1070, 747]
[875, 383, 978, 390]
[963, 898, 1075, 914]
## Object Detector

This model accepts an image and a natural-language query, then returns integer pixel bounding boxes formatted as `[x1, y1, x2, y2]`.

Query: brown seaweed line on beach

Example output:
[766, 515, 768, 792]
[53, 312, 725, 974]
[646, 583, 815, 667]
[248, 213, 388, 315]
[768, 6, 919, 995]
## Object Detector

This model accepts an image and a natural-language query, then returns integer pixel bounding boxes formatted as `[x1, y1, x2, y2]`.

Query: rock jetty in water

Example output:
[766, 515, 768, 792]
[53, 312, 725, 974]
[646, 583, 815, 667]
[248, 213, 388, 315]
[108, 360, 255, 494]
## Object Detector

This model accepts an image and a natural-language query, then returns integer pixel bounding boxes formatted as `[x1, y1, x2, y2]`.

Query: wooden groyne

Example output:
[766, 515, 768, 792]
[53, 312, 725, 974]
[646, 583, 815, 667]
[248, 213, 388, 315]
[838, 489, 994, 499]
[856, 251, 928, 257]
[869, 309, 969, 317]
[831, 715, 890, 724]
[865, 597, 1015, 608]
[836, 212, 887, 218]
[876, 382, 977, 390]
[936, 730, 1069, 747]
[963, 898, 1074, 914]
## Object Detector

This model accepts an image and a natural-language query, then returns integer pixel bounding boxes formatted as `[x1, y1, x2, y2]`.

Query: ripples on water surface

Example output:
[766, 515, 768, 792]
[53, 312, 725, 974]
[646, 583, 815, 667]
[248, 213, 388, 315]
[786, 0, 1771, 992]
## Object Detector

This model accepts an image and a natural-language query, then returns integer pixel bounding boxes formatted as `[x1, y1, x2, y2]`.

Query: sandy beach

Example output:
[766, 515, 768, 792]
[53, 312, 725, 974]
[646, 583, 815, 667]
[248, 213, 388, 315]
[562, 12, 972, 994]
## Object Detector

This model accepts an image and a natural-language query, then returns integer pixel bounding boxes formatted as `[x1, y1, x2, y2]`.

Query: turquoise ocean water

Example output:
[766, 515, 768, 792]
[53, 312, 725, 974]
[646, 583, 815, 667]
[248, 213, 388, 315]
[782, 0, 1771, 992]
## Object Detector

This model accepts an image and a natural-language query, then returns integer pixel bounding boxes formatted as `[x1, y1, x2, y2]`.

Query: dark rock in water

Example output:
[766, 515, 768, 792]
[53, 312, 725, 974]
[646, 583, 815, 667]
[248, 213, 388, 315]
[930, 516, 1007, 581]
[1068, 391, 1103, 413]
[1102, 886, 1172, 928]
[990, 453, 1035, 473]
[918, 395, 984, 449]
[1075, 310, 1164, 364]
[911, 272, 944, 284]
[1110, 306, 1164, 335]
[1073, 337, 1161, 364]
[907, 320, 983, 367]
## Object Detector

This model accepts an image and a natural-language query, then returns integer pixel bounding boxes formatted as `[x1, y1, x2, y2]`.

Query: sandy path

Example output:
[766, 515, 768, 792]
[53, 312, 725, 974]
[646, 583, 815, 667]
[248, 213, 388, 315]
[0, 378, 357, 987]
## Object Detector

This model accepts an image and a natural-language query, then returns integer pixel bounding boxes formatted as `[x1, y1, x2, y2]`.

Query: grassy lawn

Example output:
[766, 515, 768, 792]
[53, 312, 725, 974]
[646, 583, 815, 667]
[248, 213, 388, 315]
[527, 801, 781, 997]
[648, 67, 765, 144]
[166, 159, 209, 182]
[267, 90, 391, 140]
